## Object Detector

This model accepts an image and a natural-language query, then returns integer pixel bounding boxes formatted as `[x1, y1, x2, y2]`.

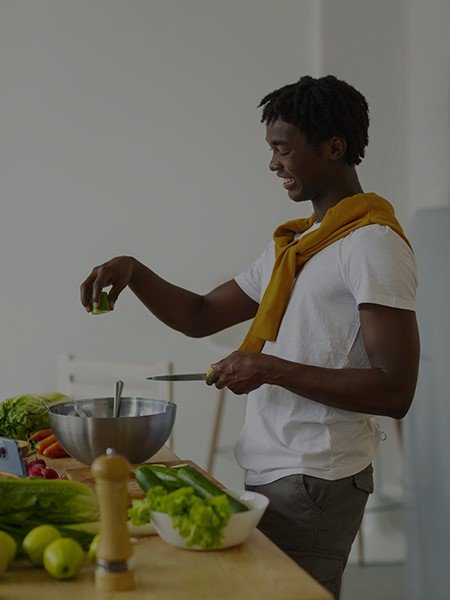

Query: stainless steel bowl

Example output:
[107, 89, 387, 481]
[47, 397, 176, 465]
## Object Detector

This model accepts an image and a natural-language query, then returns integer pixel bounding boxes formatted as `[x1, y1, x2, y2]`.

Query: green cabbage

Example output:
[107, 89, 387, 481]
[0, 393, 67, 440]
[129, 485, 232, 549]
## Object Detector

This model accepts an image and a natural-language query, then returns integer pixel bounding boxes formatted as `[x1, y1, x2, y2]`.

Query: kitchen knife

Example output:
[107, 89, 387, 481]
[147, 373, 207, 381]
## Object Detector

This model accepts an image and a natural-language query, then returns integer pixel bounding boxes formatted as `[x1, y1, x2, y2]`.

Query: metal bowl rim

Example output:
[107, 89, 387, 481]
[47, 397, 176, 418]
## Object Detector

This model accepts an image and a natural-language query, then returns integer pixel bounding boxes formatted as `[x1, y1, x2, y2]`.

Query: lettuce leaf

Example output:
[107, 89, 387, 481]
[0, 393, 67, 440]
[0, 478, 99, 524]
[128, 485, 232, 550]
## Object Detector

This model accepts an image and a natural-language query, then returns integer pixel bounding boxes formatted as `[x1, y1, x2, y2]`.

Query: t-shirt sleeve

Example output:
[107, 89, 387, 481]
[341, 225, 418, 311]
[234, 241, 274, 304]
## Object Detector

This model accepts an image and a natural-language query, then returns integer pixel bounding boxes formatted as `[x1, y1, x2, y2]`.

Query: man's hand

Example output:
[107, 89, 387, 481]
[80, 256, 137, 312]
[206, 351, 275, 395]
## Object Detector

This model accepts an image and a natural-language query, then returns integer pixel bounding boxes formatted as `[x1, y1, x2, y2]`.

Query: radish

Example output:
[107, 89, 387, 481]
[41, 468, 59, 479]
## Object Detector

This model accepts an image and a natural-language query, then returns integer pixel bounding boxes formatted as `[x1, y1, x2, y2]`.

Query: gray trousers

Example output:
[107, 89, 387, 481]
[246, 464, 374, 600]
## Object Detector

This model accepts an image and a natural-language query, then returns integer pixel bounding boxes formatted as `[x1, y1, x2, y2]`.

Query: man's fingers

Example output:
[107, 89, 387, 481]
[108, 280, 127, 309]
[80, 270, 98, 312]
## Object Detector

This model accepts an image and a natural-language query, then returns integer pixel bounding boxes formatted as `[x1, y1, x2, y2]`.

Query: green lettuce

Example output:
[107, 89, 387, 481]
[0, 393, 67, 440]
[129, 486, 232, 550]
[0, 477, 99, 551]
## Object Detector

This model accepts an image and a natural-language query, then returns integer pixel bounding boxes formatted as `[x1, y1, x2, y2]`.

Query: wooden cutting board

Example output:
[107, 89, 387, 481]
[64, 460, 221, 504]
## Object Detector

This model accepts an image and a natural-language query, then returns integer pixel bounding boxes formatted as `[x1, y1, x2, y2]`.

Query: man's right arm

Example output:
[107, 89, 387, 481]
[80, 256, 258, 338]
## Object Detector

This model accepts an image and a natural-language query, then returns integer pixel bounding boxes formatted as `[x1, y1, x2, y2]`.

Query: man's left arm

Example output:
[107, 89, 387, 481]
[207, 303, 420, 419]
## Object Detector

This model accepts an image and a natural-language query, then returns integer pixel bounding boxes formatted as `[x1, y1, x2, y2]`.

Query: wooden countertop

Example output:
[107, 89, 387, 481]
[4, 447, 332, 600]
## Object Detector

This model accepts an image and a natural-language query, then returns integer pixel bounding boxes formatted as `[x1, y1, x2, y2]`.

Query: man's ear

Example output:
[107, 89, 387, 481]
[328, 136, 347, 161]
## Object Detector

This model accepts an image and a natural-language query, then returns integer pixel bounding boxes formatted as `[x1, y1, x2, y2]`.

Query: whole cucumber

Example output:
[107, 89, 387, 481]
[176, 466, 249, 513]
[146, 465, 182, 489]
[135, 465, 168, 493]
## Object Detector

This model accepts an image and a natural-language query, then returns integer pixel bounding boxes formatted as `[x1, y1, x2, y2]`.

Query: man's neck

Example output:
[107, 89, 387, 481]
[313, 170, 363, 222]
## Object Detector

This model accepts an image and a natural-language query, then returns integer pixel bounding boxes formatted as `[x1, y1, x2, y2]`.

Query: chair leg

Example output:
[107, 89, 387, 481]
[206, 388, 226, 474]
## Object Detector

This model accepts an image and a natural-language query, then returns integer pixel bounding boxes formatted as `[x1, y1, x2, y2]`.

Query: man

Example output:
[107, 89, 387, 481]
[81, 75, 419, 599]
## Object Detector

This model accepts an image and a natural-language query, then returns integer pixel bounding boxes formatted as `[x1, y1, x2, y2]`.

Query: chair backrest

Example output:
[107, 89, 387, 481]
[57, 354, 173, 403]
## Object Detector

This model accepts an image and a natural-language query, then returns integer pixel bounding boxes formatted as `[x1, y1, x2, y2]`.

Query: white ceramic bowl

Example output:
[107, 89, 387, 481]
[150, 489, 269, 550]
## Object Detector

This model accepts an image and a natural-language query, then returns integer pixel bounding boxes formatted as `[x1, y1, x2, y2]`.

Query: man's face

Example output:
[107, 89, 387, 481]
[265, 119, 330, 203]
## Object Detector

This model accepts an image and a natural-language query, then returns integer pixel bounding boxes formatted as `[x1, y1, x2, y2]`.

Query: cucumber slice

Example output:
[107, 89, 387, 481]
[92, 291, 110, 315]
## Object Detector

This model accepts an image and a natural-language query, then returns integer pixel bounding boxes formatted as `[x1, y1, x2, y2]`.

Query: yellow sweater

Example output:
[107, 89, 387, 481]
[239, 193, 411, 353]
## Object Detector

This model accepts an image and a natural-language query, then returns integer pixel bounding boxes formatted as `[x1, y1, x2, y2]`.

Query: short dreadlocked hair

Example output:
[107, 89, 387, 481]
[259, 75, 369, 166]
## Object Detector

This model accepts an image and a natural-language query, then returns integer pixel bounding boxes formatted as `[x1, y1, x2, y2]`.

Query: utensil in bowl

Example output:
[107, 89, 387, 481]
[113, 380, 124, 418]
[47, 397, 176, 465]
[150, 489, 269, 550]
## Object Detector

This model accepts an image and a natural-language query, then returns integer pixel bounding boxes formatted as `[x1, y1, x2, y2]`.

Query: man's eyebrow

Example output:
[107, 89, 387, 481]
[265, 139, 289, 146]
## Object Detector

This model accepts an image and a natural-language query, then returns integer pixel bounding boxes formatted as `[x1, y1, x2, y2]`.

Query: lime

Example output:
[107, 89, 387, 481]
[88, 534, 100, 564]
[43, 538, 84, 580]
[23, 525, 61, 566]
[92, 291, 111, 315]
[0, 530, 17, 566]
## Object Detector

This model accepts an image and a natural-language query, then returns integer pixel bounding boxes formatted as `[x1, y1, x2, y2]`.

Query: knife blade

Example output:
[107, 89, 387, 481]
[146, 373, 207, 381]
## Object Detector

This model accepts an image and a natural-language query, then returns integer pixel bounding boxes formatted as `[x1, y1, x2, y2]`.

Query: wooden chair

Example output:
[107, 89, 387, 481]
[57, 354, 174, 446]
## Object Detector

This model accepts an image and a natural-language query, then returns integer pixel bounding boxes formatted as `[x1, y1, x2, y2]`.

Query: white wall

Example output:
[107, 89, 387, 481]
[0, 0, 317, 484]
[407, 0, 450, 212]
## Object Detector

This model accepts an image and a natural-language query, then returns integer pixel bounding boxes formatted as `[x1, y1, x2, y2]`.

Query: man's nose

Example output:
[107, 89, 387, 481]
[269, 155, 281, 171]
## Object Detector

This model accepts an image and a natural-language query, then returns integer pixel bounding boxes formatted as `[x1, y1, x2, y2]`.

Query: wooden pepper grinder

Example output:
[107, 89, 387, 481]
[91, 448, 136, 592]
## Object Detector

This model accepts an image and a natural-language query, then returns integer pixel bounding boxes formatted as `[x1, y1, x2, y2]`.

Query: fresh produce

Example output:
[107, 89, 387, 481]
[24, 458, 60, 479]
[129, 485, 232, 550]
[42, 441, 68, 459]
[0, 393, 67, 440]
[35, 434, 57, 455]
[177, 466, 249, 513]
[0, 530, 17, 566]
[92, 291, 111, 315]
[28, 458, 46, 468]
[88, 533, 100, 563]
[143, 465, 183, 488]
[28, 429, 53, 442]
[135, 465, 169, 492]
[23, 524, 61, 566]
[43, 537, 84, 580]
[0, 478, 99, 549]
[0, 546, 9, 576]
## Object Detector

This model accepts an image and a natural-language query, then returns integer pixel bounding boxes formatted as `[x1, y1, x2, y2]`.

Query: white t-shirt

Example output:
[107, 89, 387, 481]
[234, 223, 418, 485]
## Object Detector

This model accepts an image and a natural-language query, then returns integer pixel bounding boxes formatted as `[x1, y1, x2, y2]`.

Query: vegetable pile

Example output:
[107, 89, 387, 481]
[0, 477, 99, 550]
[0, 393, 67, 441]
[130, 486, 232, 550]
[129, 464, 248, 550]
[29, 428, 68, 458]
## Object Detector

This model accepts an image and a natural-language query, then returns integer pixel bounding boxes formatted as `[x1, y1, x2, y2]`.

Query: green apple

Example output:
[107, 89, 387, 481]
[0, 531, 17, 566]
[43, 538, 84, 580]
[23, 525, 61, 566]
[88, 534, 100, 564]
[0, 547, 9, 577]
